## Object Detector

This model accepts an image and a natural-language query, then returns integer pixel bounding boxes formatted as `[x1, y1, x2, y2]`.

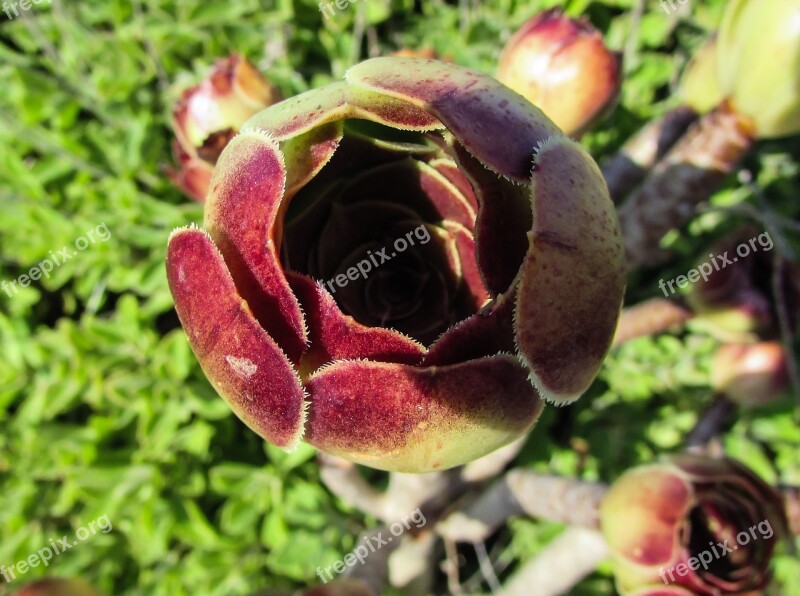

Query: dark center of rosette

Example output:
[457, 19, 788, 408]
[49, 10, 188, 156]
[686, 493, 769, 589]
[281, 120, 486, 345]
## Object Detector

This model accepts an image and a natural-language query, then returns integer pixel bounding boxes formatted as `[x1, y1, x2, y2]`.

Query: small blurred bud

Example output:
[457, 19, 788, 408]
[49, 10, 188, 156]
[390, 47, 453, 62]
[167, 54, 282, 201]
[712, 341, 790, 407]
[717, 0, 800, 138]
[679, 34, 724, 114]
[302, 579, 375, 596]
[628, 588, 696, 596]
[686, 233, 774, 339]
[497, 9, 621, 137]
[612, 298, 692, 347]
[392, 48, 437, 59]
[15, 578, 99, 596]
[689, 287, 773, 340]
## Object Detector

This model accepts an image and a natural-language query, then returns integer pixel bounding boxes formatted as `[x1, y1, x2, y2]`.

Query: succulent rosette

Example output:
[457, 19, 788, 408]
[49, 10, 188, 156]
[166, 57, 626, 473]
[167, 54, 282, 201]
[601, 454, 788, 595]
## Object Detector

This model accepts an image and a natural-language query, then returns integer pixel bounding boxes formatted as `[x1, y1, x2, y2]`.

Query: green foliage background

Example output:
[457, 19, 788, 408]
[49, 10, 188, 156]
[0, 0, 798, 594]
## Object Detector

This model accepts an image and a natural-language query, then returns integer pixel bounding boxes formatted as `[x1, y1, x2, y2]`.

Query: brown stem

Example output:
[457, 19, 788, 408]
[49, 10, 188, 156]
[619, 101, 756, 270]
[473, 540, 502, 592]
[318, 453, 464, 523]
[318, 454, 388, 519]
[685, 394, 739, 448]
[601, 106, 698, 203]
[442, 537, 463, 595]
[437, 472, 608, 542]
[612, 298, 693, 347]
[341, 526, 401, 594]
[385, 530, 439, 591]
[460, 435, 528, 482]
[437, 478, 521, 543]
[772, 256, 800, 407]
[498, 527, 610, 596]
[317, 440, 527, 593]
[779, 485, 800, 536]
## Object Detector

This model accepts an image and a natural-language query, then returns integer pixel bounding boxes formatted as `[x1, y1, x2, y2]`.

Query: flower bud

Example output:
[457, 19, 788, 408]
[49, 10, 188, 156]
[716, 0, 800, 138]
[679, 35, 723, 114]
[629, 588, 694, 596]
[14, 578, 99, 596]
[302, 579, 375, 596]
[712, 341, 790, 407]
[686, 235, 773, 338]
[497, 9, 621, 137]
[167, 54, 282, 201]
[601, 454, 787, 595]
[689, 287, 773, 340]
[392, 48, 437, 59]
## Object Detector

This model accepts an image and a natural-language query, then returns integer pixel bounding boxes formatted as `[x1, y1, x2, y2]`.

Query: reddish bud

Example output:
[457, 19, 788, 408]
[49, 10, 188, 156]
[712, 341, 790, 407]
[497, 9, 621, 137]
[167, 54, 282, 201]
[14, 578, 99, 596]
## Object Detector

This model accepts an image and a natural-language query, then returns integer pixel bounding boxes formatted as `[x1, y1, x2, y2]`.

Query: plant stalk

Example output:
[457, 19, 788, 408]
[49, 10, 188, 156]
[619, 101, 756, 269]
[602, 106, 698, 203]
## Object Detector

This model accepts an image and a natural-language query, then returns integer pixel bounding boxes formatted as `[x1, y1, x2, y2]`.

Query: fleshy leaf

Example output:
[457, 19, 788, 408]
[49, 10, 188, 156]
[429, 157, 479, 212]
[165, 139, 214, 203]
[242, 81, 443, 141]
[304, 355, 543, 472]
[288, 272, 426, 376]
[449, 138, 532, 295]
[281, 121, 344, 201]
[346, 57, 561, 182]
[204, 131, 308, 362]
[516, 137, 626, 403]
[332, 158, 475, 229]
[423, 289, 515, 366]
[441, 220, 488, 308]
[166, 226, 307, 449]
[601, 464, 693, 568]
